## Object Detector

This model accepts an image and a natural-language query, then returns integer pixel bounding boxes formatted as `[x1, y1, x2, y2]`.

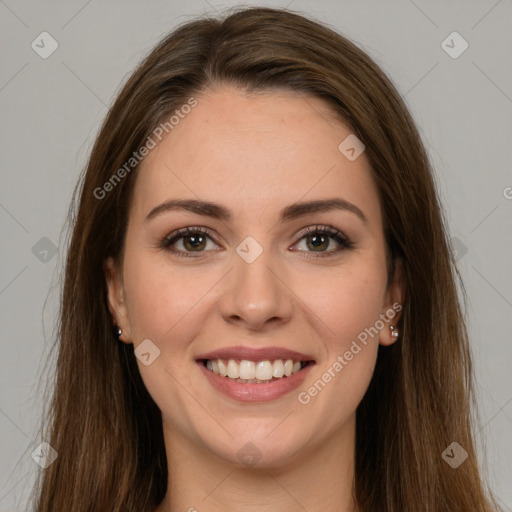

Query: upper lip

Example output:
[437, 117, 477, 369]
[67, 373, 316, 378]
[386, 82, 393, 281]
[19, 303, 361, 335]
[196, 345, 315, 362]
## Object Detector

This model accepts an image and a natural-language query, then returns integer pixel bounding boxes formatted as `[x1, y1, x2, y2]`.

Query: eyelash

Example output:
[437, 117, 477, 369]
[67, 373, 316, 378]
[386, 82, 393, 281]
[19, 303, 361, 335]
[161, 225, 353, 259]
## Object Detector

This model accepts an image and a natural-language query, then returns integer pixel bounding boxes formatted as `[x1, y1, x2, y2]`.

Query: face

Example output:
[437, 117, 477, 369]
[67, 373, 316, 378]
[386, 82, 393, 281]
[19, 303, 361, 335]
[105, 85, 403, 468]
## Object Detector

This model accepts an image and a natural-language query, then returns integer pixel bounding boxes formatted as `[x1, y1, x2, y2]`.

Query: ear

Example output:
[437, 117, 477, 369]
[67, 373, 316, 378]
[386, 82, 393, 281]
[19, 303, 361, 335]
[103, 256, 133, 344]
[379, 257, 405, 347]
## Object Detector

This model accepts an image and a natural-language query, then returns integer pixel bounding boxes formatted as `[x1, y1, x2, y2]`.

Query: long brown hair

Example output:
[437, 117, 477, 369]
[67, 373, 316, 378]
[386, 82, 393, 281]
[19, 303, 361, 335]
[31, 6, 500, 511]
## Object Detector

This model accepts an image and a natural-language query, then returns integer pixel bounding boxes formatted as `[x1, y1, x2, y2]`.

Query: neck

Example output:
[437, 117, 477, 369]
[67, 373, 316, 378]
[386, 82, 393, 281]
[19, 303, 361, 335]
[155, 416, 358, 512]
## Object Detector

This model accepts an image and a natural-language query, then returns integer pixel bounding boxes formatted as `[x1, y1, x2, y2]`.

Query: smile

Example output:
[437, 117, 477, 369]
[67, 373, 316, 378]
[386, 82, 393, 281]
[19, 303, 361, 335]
[203, 358, 310, 383]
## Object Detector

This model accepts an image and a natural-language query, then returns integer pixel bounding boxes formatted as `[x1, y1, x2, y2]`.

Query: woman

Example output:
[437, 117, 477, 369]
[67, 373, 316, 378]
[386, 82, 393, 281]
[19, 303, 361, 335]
[32, 6, 501, 511]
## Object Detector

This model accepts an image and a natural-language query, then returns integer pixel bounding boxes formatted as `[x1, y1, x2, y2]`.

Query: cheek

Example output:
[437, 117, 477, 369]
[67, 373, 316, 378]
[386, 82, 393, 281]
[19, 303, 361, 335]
[296, 261, 387, 347]
[294, 266, 384, 431]
[121, 254, 217, 425]
[122, 253, 215, 346]
[292, 257, 386, 413]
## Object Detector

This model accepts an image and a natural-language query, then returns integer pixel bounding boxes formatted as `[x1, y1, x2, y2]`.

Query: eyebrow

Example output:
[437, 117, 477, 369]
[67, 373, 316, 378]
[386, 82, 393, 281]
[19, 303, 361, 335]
[145, 198, 368, 225]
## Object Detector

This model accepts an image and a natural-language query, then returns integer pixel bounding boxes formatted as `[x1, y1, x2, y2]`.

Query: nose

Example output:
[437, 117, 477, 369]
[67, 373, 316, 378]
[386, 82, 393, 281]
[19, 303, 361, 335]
[219, 249, 294, 332]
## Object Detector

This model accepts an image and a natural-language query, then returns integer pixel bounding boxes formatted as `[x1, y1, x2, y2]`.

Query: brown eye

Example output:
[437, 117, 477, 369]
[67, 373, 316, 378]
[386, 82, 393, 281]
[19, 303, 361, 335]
[304, 232, 330, 251]
[162, 227, 219, 257]
[161, 225, 352, 259]
[181, 233, 207, 251]
[292, 225, 353, 259]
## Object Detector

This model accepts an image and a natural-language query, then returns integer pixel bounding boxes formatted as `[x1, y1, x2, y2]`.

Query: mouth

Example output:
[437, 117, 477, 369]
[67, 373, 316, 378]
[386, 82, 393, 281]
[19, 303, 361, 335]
[199, 358, 315, 384]
[195, 346, 316, 402]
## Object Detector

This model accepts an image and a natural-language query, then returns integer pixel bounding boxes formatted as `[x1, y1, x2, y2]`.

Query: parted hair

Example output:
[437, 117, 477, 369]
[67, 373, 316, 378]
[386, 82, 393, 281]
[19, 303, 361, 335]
[32, 6, 499, 512]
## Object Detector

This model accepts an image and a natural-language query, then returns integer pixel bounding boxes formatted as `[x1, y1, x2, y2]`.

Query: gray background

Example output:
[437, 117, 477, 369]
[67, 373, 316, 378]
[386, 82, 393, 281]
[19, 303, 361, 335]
[1, 0, 511, 510]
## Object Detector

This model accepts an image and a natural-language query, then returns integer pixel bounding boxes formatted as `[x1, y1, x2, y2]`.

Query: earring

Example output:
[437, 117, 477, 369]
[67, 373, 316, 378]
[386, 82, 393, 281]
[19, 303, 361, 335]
[114, 325, 122, 339]
[389, 325, 399, 338]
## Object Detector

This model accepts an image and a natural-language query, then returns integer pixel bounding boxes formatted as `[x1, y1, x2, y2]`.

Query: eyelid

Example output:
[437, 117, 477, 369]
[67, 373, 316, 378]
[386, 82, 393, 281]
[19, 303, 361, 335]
[294, 224, 349, 242]
[290, 224, 353, 258]
[162, 226, 220, 248]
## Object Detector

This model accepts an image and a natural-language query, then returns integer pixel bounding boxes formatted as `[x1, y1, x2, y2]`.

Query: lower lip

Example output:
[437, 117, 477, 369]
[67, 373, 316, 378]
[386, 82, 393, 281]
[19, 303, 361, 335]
[197, 361, 314, 402]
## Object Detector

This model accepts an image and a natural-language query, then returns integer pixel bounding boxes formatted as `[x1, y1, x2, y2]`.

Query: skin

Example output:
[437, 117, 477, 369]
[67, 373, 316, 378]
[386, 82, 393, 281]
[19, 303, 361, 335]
[104, 85, 404, 512]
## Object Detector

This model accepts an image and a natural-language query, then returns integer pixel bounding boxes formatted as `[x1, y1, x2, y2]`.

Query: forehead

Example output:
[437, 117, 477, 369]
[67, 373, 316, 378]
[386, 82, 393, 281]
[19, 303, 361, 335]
[130, 86, 381, 228]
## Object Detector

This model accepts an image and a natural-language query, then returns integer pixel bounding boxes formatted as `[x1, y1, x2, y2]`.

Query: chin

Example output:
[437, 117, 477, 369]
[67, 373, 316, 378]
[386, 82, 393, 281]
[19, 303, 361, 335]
[202, 429, 308, 470]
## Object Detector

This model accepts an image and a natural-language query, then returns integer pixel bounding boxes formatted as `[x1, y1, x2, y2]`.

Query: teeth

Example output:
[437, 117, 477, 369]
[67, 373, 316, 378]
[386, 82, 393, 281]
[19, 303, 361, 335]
[255, 361, 273, 380]
[284, 359, 293, 377]
[205, 358, 306, 382]
[227, 360, 239, 379]
[272, 359, 284, 378]
[218, 359, 227, 377]
[239, 360, 255, 379]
